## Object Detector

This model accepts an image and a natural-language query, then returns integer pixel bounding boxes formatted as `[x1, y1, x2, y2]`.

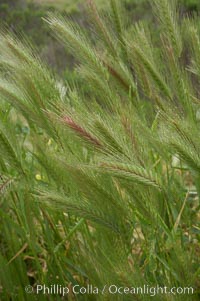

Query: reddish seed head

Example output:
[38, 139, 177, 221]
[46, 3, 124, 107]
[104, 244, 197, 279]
[62, 115, 102, 147]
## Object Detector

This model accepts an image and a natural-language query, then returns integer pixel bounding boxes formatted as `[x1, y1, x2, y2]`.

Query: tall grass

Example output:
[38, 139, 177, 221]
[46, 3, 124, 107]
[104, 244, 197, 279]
[0, 0, 199, 300]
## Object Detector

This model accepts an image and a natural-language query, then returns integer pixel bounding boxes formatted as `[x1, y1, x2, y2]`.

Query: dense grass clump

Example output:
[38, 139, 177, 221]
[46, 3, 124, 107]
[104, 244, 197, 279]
[0, 0, 199, 300]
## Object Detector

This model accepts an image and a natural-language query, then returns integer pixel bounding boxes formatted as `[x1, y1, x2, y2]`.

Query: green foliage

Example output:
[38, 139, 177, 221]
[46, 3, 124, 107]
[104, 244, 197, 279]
[0, 0, 199, 300]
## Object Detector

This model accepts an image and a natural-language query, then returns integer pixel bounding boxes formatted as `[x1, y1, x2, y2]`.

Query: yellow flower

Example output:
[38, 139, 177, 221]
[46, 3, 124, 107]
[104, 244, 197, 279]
[35, 174, 42, 181]
[47, 139, 52, 146]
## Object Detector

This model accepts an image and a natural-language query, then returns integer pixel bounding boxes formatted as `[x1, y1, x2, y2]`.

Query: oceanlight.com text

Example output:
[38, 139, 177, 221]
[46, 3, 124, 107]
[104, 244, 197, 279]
[25, 284, 194, 297]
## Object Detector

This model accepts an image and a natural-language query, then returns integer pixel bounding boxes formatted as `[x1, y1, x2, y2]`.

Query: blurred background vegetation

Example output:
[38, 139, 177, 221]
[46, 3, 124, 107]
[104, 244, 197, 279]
[0, 0, 199, 76]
